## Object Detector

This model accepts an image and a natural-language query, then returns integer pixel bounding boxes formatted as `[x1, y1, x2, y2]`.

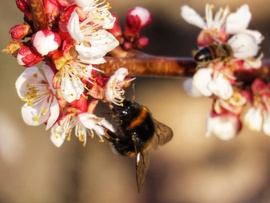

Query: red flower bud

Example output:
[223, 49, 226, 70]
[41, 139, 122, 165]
[9, 23, 32, 41]
[125, 7, 152, 36]
[17, 45, 43, 67]
[136, 36, 149, 49]
[15, 0, 32, 20]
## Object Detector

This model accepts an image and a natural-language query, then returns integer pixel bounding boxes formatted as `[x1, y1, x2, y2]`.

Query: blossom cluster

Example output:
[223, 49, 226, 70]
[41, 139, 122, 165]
[4, 0, 151, 147]
[181, 4, 268, 140]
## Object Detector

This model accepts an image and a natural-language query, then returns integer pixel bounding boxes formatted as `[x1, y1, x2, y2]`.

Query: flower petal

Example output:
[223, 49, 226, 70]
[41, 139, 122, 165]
[50, 124, 66, 147]
[74, 0, 94, 8]
[180, 5, 206, 29]
[244, 107, 262, 132]
[75, 30, 119, 64]
[228, 33, 259, 59]
[208, 73, 233, 100]
[45, 98, 60, 130]
[68, 11, 84, 42]
[61, 71, 84, 103]
[15, 66, 45, 99]
[192, 68, 213, 97]
[263, 113, 270, 136]
[183, 78, 202, 97]
[21, 103, 48, 126]
[226, 4, 251, 34]
[206, 113, 241, 140]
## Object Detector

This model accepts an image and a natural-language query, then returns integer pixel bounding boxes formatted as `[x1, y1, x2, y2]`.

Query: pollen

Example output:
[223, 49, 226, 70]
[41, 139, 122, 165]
[41, 108, 47, 115]
[79, 135, 84, 142]
[33, 115, 39, 122]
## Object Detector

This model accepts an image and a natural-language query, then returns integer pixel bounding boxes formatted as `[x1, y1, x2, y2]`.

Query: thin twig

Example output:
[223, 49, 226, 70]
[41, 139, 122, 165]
[29, 0, 47, 31]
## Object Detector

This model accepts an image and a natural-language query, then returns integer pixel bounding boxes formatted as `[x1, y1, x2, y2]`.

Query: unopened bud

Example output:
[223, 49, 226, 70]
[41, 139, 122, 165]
[136, 36, 149, 49]
[31, 29, 61, 56]
[9, 23, 32, 41]
[16, 0, 32, 20]
[125, 7, 152, 35]
[17, 45, 43, 67]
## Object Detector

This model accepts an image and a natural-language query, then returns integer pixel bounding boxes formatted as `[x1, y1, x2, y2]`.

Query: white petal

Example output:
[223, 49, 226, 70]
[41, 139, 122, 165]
[68, 11, 84, 42]
[76, 30, 119, 64]
[245, 29, 264, 44]
[207, 114, 240, 140]
[15, 66, 45, 99]
[226, 4, 251, 34]
[79, 113, 115, 134]
[180, 5, 206, 29]
[42, 64, 57, 94]
[78, 113, 98, 129]
[61, 73, 84, 103]
[74, 0, 94, 8]
[208, 74, 233, 100]
[45, 98, 60, 130]
[50, 124, 65, 147]
[192, 68, 213, 97]
[263, 113, 270, 136]
[78, 114, 106, 136]
[100, 118, 116, 133]
[244, 107, 262, 132]
[243, 54, 263, 69]
[21, 103, 48, 126]
[228, 33, 258, 59]
[183, 78, 202, 97]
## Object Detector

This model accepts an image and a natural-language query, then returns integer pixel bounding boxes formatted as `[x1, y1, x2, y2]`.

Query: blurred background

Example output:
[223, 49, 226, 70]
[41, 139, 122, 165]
[1, 0, 270, 202]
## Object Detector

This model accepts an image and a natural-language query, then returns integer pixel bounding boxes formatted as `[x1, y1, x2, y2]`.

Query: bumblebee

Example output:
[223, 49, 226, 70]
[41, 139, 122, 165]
[193, 43, 233, 65]
[105, 100, 173, 192]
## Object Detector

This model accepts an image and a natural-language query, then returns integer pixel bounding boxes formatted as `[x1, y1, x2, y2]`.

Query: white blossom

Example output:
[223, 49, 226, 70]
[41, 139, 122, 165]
[15, 65, 59, 130]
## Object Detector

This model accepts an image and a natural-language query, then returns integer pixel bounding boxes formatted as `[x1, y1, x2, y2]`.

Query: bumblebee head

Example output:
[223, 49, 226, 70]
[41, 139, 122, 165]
[110, 100, 141, 119]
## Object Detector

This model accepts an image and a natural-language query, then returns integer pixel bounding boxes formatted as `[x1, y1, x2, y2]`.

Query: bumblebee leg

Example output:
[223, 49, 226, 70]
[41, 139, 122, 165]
[104, 130, 119, 142]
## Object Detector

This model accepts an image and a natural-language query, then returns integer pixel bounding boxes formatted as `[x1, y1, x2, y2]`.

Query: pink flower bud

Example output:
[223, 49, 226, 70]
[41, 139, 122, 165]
[9, 23, 32, 41]
[16, 0, 32, 20]
[31, 29, 61, 56]
[136, 36, 149, 49]
[16, 0, 30, 13]
[127, 7, 152, 29]
[125, 7, 152, 36]
[17, 46, 43, 67]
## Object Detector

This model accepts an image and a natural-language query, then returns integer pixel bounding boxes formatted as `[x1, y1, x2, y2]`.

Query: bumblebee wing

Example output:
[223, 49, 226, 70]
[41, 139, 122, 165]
[151, 119, 173, 150]
[133, 135, 150, 193]
[135, 150, 150, 193]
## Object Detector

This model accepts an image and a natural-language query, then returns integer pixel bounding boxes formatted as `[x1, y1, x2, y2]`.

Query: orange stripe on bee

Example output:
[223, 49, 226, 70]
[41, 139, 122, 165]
[127, 107, 148, 130]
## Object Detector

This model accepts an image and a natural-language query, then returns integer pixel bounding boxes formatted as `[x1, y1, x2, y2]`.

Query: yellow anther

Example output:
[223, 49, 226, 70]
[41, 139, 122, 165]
[33, 115, 39, 122]
[99, 139, 104, 143]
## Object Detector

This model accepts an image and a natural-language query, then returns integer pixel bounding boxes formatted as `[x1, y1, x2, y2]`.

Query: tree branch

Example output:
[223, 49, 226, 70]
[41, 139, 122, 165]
[98, 52, 270, 83]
